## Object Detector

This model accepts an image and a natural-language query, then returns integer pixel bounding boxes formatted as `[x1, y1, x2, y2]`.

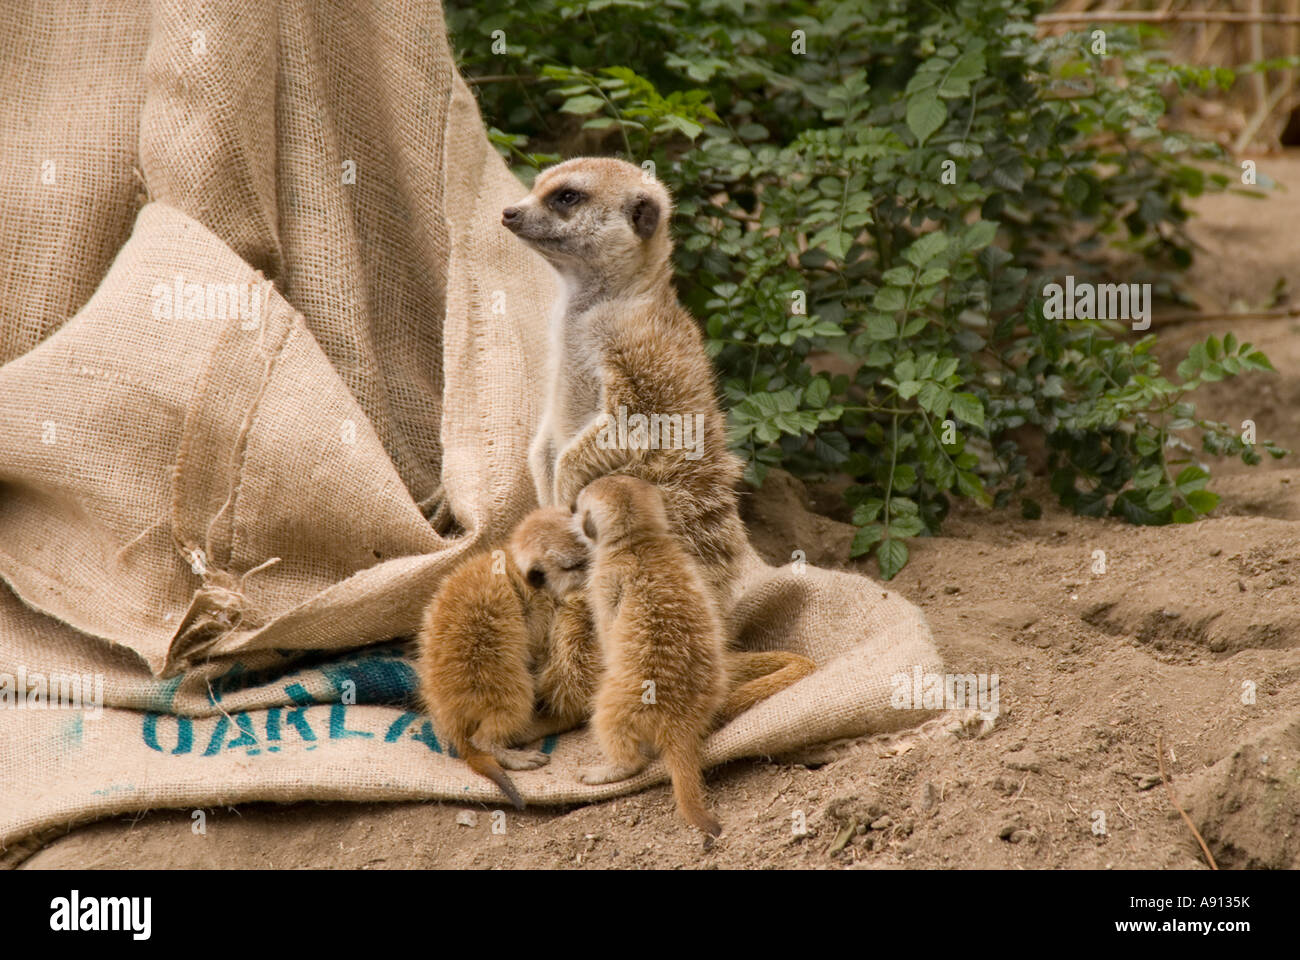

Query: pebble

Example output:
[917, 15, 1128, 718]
[1003, 749, 1043, 773]
[455, 810, 478, 827]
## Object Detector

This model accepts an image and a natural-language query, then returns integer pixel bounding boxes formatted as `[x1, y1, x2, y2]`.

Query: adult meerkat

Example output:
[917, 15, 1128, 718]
[416, 507, 593, 809]
[503, 157, 815, 712]
[574, 475, 727, 836]
[502, 157, 745, 610]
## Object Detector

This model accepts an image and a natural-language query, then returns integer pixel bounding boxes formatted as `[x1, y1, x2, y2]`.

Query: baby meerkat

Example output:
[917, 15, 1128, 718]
[575, 475, 728, 836]
[507, 507, 601, 744]
[416, 507, 594, 809]
[503, 157, 746, 610]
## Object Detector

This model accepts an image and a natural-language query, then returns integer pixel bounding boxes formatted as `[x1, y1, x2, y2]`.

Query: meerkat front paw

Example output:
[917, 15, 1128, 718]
[494, 747, 551, 771]
[577, 762, 645, 785]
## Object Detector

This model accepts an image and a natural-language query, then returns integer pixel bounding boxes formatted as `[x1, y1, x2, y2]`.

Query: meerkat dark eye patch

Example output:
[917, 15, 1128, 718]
[627, 193, 660, 239]
[526, 567, 546, 588]
[546, 186, 584, 211]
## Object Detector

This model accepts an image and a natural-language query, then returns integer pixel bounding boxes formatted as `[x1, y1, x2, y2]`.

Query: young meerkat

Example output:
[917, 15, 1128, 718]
[416, 507, 594, 809]
[574, 475, 728, 836]
[506, 508, 601, 744]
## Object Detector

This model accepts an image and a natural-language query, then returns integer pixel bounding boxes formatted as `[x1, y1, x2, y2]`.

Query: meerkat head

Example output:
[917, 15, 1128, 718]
[574, 475, 671, 548]
[507, 506, 590, 597]
[501, 157, 674, 304]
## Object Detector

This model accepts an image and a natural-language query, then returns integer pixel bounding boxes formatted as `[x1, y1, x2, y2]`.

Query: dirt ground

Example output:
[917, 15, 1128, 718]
[19, 156, 1300, 871]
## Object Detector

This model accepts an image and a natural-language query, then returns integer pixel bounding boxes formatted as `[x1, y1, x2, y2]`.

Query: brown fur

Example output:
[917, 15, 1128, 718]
[505, 157, 747, 611]
[718, 650, 817, 726]
[506, 507, 601, 743]
[575, 476, 727, 836]
[415, 550, 547, 809]
[416, 507, 598, 808]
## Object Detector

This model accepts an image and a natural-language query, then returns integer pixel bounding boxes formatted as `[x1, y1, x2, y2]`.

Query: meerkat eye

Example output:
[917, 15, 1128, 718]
[549, 187, 583, 210]
[526, 567, 546, 588]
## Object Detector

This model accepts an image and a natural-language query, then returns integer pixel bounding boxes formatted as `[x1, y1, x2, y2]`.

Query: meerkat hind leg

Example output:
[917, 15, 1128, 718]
[578, 727, 649, 784]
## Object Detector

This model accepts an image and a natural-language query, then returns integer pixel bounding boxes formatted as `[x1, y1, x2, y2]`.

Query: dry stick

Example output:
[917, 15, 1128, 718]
[1192, 0, 1227, 65]
[1234, 79, 1291, 154]
[1037, 11, 1300, 24]
[1156, 732, 1218, 870]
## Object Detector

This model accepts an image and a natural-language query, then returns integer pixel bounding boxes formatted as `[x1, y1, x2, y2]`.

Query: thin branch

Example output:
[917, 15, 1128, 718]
[1157, 732, 1219, 870]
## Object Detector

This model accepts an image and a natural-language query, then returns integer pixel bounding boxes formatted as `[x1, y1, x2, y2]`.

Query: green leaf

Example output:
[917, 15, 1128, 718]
[559, 94, 605, 115]
[906, 93, 947, 146]
[850, 524, 884, 557]
[961, 220, 999, 252]
[1133, 465, 1163, 489]
[874, 287, 908, 312]
[1185, 489, 1219, 514]
[876, 538, 909, 580]
[852, 499, 884, 525]
[888, 515, 926, 538]
[803, 377, 830, 408]
[950, 392, 984, 427]
[1175, 465, 1209, 493]
[904, 231, 949, 267]
[866, 314, 896, 340]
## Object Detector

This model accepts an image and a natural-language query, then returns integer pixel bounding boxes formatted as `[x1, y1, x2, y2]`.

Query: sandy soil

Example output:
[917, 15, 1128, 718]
[19, 156, 1300, 871]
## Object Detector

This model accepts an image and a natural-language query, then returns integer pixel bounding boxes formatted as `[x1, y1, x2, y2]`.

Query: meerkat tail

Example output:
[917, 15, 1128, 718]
[717, 651, 817, 725]
[663, 739, 720, 836]
[456, 737, 526, 811]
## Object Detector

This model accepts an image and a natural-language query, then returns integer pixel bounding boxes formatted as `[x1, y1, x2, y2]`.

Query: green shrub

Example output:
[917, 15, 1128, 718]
[449, 0, 1285, 579]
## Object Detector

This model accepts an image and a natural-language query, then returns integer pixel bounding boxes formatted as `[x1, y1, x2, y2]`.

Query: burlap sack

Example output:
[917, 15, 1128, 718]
[0, 0, 941, 862]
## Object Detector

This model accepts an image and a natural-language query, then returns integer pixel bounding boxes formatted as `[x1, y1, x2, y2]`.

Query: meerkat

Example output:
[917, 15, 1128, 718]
[416, 507, 594, 809]
[503, 157, 816, 713]
[502, 157, 746, 611]
[574, 475, 727, 836]
[506, 507, 601, 744]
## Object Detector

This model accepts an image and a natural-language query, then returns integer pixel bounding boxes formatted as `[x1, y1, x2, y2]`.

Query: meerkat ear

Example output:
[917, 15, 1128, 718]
[581, 510, 598, 542]
[627, 193, 661, 240]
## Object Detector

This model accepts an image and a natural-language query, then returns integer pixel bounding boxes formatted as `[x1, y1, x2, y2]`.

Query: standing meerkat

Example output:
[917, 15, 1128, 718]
[504, 156, 816, 713]
[502, 156, 746, 609]
[416, 507, 594, 809]
[574, 475, 727, 836]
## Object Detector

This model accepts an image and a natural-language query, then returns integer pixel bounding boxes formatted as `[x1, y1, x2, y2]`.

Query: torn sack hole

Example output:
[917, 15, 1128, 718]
[170, 544, 280, 670]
